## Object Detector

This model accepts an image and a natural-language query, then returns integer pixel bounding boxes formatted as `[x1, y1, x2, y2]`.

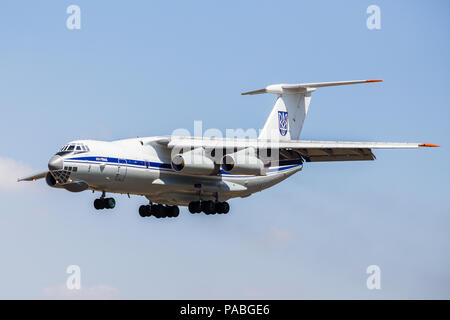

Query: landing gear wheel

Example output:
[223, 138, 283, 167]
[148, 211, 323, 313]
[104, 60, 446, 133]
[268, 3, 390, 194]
[94, 196, 116, 210]
[162, 206, 172, 218]
[222, 202, 230, 214]
[214, 202, 229, 214]
[94, 198, 105, 210]
[105, 198, 115, 209]
[215, 202, 224, 214]
[202, 201, 216, 215]
[140, 204, 180, 219]
[153, 204, 164, 218]
[168, 206, 179, 217]
[139, 205, 148, 217]
[189, 201, 201, 214]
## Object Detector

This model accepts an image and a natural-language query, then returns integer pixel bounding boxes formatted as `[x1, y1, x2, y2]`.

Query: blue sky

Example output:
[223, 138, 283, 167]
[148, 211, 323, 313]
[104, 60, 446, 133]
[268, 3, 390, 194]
[0, 0, 449, 299]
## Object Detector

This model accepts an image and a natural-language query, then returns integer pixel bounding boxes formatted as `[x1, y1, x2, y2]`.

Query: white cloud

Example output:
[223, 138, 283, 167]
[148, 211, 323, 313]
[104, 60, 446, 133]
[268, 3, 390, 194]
[0, 156, 40, 191]
[265, 225, 299, 247]
[43, 284, 120, 300]
[246, 225, 299, 249]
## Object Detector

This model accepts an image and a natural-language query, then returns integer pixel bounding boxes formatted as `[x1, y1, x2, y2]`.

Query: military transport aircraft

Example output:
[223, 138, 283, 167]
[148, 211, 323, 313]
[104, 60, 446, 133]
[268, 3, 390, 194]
[18, 80, 438, 218]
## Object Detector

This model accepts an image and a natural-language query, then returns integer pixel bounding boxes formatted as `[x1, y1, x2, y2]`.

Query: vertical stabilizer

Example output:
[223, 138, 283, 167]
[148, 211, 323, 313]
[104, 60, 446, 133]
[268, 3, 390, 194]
[241, 79, 382, 141]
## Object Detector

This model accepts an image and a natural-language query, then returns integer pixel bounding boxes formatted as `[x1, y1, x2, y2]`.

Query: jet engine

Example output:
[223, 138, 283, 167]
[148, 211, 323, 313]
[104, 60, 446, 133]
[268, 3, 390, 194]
[221, 148, 265, 176]
[171, 148, 218, 175]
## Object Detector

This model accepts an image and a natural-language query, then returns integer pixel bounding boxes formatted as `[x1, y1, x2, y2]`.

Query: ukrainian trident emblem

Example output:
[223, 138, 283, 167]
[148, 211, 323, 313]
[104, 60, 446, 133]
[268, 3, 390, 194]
[278, 111, 288, 136]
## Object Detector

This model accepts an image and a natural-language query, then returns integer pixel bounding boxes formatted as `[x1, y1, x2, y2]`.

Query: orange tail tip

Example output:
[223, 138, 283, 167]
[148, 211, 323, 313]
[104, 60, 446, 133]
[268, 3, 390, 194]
[366, 79, 383, 83]
[419, 143, 440, 147]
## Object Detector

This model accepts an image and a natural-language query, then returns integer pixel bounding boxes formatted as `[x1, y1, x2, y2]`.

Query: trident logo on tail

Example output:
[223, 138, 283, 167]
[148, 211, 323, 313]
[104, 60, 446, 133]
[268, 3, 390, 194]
[278, 111, 288, 136]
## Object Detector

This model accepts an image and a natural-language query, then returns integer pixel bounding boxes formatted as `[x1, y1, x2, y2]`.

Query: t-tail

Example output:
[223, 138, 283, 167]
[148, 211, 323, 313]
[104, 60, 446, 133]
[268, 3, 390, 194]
[242, 79, 383, 141]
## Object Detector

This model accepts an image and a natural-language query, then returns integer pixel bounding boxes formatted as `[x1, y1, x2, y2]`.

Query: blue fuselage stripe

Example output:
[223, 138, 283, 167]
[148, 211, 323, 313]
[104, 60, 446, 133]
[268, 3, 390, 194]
[66, 156, 301, 176]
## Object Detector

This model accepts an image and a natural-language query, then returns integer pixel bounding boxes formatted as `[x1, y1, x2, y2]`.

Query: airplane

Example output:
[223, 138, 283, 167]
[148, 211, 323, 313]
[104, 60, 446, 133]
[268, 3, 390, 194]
[18, 79, 439, 219]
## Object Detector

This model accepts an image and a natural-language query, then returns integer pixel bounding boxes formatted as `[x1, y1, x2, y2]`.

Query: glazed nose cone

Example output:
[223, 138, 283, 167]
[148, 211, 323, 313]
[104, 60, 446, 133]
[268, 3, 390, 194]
[48, 155, 63, 171]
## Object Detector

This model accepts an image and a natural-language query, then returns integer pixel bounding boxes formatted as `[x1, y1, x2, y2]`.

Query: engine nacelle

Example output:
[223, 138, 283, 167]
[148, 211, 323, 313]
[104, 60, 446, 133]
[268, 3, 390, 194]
[221, 148, 265, 176]
[171, 148, 217, 175]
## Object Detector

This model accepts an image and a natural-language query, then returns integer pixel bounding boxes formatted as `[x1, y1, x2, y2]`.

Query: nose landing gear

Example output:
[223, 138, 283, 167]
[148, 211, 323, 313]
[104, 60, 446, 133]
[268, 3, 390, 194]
[94, 192, 116, 210]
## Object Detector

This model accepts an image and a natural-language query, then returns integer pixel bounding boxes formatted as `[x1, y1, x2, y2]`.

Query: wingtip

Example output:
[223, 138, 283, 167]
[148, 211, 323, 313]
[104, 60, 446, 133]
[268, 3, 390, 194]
[366, 79, 383, 83]
[419, 143, 440, 148]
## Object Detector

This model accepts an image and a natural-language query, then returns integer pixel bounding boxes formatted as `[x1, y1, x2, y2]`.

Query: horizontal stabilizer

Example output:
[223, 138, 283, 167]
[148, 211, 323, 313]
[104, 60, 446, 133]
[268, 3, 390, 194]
[242, 79, 382, 95]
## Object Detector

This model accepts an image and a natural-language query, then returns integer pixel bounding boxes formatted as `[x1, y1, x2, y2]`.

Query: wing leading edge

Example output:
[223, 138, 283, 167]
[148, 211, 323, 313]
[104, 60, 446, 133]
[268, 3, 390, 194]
[18, 171, 47, 182]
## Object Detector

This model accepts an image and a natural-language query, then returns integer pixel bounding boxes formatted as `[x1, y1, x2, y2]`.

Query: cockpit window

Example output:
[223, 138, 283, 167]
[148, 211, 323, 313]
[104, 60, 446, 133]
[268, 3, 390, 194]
[56, 143, 90, 156]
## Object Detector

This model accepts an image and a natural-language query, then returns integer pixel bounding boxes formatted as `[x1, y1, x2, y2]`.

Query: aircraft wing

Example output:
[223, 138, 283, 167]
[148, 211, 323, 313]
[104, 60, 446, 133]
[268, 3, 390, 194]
[263, 141, 438, 162]
[18, 171, 47, 182]
[163, 137, 439, 163]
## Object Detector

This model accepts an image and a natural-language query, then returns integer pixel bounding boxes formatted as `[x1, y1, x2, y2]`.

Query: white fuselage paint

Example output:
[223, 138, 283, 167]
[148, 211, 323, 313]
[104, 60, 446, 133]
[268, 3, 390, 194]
[57, 137, 302, 206]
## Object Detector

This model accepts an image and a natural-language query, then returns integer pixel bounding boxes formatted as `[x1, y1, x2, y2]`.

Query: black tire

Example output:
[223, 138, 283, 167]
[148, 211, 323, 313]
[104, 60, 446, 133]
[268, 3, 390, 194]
[139, 205, 147, 217]
[222, 202, 230, 214]
[171, 206, 180, 217]
[215, 202, 224, 214]
[159, 206, 168, 218]
[188, 202, 197, 214]
[165, 206, 172, 217]
[189, 201, 201, 214]
[94, 198, 104, 210]
[154, 204, 163, 218]
[105, 198, 115, 209]
[202, 201, 216, 215]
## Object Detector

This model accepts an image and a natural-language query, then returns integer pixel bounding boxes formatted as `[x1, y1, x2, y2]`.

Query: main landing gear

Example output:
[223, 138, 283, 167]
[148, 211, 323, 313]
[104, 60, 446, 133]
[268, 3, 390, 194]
[188, 201, 230, 215]
[139, 204, 180, 218]
[94, 197, 116, 210]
